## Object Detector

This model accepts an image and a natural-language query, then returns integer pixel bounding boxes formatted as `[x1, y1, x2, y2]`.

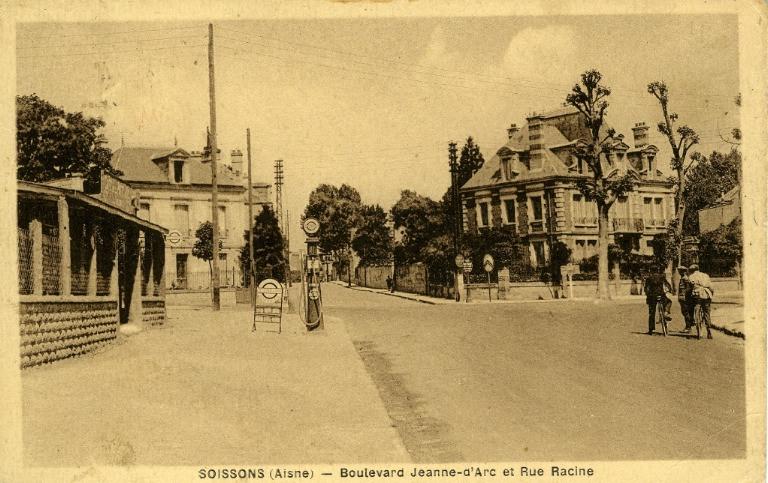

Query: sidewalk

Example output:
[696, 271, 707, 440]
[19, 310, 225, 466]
[336, 281, 746, 338]
[22, 300, 410, 465]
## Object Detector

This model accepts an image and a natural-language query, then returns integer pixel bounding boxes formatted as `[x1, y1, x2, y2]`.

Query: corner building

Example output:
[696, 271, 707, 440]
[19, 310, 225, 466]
[460, 106, 675, 267]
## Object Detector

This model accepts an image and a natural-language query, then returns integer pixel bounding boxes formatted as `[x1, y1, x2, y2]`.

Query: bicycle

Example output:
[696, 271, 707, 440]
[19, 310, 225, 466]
[693, 301, 704, 339]
[655, 296, 668, 337]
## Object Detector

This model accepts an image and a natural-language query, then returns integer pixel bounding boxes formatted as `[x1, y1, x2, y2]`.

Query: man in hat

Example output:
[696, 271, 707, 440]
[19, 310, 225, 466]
[677, 265, 694, 332]
[644, 264, 673, 335]
[688, 264, 714, 339]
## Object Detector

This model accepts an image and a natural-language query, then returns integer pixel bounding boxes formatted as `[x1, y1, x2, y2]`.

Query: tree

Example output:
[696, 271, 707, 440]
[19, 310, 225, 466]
[565, 69, 635, 299]
[351, 204, 392, 267]
[16, 94, 121, 187]
[458, 136, 485, 186]
[647, 80, 701, 290]
[698, 216, 742, 277]
[390, 190, 446, 265]
[682, 149, 741, 235]
[303, 183, 362, 268]
[192, 221, 221, 283]
[241, 205, 285, 283]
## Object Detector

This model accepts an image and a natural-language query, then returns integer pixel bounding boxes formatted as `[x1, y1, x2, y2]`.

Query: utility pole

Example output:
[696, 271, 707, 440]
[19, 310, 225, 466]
[449, 141, 463, 302]
[247, 128, 255, 305]
[274, 159, 285, 283]
[285, 210, 291, 287]
[208, 22, 221, 310]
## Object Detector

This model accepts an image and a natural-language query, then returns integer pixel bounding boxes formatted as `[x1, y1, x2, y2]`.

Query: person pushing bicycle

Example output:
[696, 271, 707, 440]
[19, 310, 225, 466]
[687, 264, 714, 339]
[644, 265, 672, 335]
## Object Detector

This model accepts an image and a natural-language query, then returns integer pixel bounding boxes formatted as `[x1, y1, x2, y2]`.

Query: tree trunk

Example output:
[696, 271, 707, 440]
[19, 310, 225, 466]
[597, 203, 611, 300]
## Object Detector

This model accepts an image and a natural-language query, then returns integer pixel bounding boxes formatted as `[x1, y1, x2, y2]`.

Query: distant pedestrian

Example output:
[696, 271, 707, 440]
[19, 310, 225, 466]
[644, 265, 672, 335]
[386, 275, 393, 292]
[688, 264, 714, 339]
[677, 266, 694, 332]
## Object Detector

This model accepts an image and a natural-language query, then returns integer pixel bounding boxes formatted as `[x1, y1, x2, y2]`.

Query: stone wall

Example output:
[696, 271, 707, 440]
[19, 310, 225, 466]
[142, 297, 166, 326]
[355, 265, 391, 290]
[394, 263, 428, 295]
[19, 298, 119, 368]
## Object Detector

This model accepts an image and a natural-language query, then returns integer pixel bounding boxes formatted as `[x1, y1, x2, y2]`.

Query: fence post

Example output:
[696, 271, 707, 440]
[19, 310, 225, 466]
[57, 196, 71, 296]
[30, 219, 43, 295]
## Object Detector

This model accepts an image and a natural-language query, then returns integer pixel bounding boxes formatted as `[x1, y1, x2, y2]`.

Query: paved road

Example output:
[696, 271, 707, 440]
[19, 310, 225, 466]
[324, 283, 746, 462]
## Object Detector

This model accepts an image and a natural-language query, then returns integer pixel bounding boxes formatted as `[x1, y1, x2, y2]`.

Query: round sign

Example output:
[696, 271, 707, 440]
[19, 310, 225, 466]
[454, 254, 464, 269]
[482, 254, 495, 272]
[167, 230, 182, 244]
[309, 287, 320, 300]
[258, 278, 282, 300]
[303, 218, 320, 235]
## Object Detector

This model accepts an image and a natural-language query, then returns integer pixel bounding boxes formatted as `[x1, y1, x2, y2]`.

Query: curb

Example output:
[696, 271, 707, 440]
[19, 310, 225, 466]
[339, 283, 440, 305]
[709, 322, 745, 340]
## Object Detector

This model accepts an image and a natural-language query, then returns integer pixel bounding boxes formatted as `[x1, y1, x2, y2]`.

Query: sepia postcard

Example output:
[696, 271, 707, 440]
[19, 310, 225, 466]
[0, 1, 765, 482]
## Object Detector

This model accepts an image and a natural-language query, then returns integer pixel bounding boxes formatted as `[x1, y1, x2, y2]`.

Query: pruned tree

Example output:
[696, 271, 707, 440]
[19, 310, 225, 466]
[565, 69, 635, 300]
[647, 80, 700, 289]
[192, 221, 222, 285]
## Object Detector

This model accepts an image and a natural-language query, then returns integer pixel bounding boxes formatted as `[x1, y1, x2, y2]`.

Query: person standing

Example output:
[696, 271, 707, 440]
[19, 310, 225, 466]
[644, 265, 672, 335]
[677, 265, 694, 332]
[688, 264, 714, 339]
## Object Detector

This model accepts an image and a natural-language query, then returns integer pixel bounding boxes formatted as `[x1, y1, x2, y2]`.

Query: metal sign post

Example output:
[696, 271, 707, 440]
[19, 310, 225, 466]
[483, 254, 495, 302]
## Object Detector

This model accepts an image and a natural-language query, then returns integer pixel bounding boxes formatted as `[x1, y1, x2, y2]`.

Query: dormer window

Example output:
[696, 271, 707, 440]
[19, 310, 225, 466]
[173, 160, 185, 183]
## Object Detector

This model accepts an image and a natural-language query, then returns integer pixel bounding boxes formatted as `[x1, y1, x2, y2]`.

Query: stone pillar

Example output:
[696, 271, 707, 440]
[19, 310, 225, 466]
[87, 223, 98, 296]
[30, 218, 43, 295]
[144, 234, 155, 297]
[57, 196, 71, 296]
[498, 268, 510, 301]
[129, 230, 144, 324]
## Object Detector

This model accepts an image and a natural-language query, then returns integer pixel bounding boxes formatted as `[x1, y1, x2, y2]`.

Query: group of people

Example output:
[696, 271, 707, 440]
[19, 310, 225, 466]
[644, 264, 714, 338]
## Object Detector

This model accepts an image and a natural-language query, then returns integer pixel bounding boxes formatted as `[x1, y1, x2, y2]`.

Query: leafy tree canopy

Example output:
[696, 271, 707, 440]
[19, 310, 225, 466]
[303, 183, 362, 255]
[391, 190, 447, 264]
[351, 204, 392, 267]
[16, 94, 121, 187]
[683, 149, 741, 235]
[458, 136, 484, 187]
[192, 221, 219, 266]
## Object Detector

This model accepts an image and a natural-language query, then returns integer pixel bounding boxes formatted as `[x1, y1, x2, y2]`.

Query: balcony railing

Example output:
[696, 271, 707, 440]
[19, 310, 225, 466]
[573, 216, 598, 227]
[529, 220, 545, 233]
[644, 219, 667, 229]
[612, 218, 644, 233]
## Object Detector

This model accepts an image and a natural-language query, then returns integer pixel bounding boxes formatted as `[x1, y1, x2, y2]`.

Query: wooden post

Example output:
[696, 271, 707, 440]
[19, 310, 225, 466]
[247, 128, 255, 306]
[129, 231, 144, 324]
[87, 223, 98, 296]
[110, 235, 119, 297]
[208, 23, 221, 311]
[30, 218, 43, 295]
[144, 233, 155, 297]
[57, 196, 71, 296]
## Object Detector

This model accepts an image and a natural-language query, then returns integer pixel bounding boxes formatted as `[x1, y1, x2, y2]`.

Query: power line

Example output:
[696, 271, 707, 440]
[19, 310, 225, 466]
[217, 25, 736, 103]
[17, 43, 206, 60]
[16, 24, 204, 41]
[18, 34, 205, 50]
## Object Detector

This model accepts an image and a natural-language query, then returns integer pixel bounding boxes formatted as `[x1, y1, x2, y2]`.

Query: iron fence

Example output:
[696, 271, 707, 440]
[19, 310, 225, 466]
[168, 268, 243, 291]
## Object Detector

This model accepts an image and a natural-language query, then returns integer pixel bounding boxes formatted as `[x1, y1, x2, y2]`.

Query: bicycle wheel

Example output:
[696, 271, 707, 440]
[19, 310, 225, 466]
[693, 304, 702, 339]
[657, 303, 667, 336]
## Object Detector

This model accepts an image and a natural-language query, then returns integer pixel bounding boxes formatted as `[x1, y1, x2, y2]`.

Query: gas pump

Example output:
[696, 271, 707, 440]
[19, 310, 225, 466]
[301, 218, 323, 331]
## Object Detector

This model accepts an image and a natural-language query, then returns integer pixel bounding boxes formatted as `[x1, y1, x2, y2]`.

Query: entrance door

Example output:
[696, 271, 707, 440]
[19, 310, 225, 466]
[176, 253, 188, 289]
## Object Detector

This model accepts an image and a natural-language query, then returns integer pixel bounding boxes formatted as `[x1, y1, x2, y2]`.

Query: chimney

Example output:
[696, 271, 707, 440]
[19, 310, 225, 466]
[527, 114, 544, 171]
[507, 123, 519, 140]
[632, 122, 649, 148]
[230, 149, 243, 177]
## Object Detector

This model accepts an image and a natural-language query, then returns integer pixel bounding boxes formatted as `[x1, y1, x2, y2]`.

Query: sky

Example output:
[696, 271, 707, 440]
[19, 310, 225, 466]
[16, 15, 740, 245]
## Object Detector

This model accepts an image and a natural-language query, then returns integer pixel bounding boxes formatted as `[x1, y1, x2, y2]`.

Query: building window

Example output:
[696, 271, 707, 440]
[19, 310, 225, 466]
[572, 193, 597, 226]
[218, 205, 227, 236]
[531, 241, 547, 267]
[574, 238, 598, 260]
[173, 160, 184, 183]
[530, 196, 543, 221]
[219, 253, 228, 286]
[643, 196, 666, 227]
[478, 202, 489, 227]
[503, 198, 516, 225]
[174, 204, 190, 234]
[138, 202, 150, 221]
